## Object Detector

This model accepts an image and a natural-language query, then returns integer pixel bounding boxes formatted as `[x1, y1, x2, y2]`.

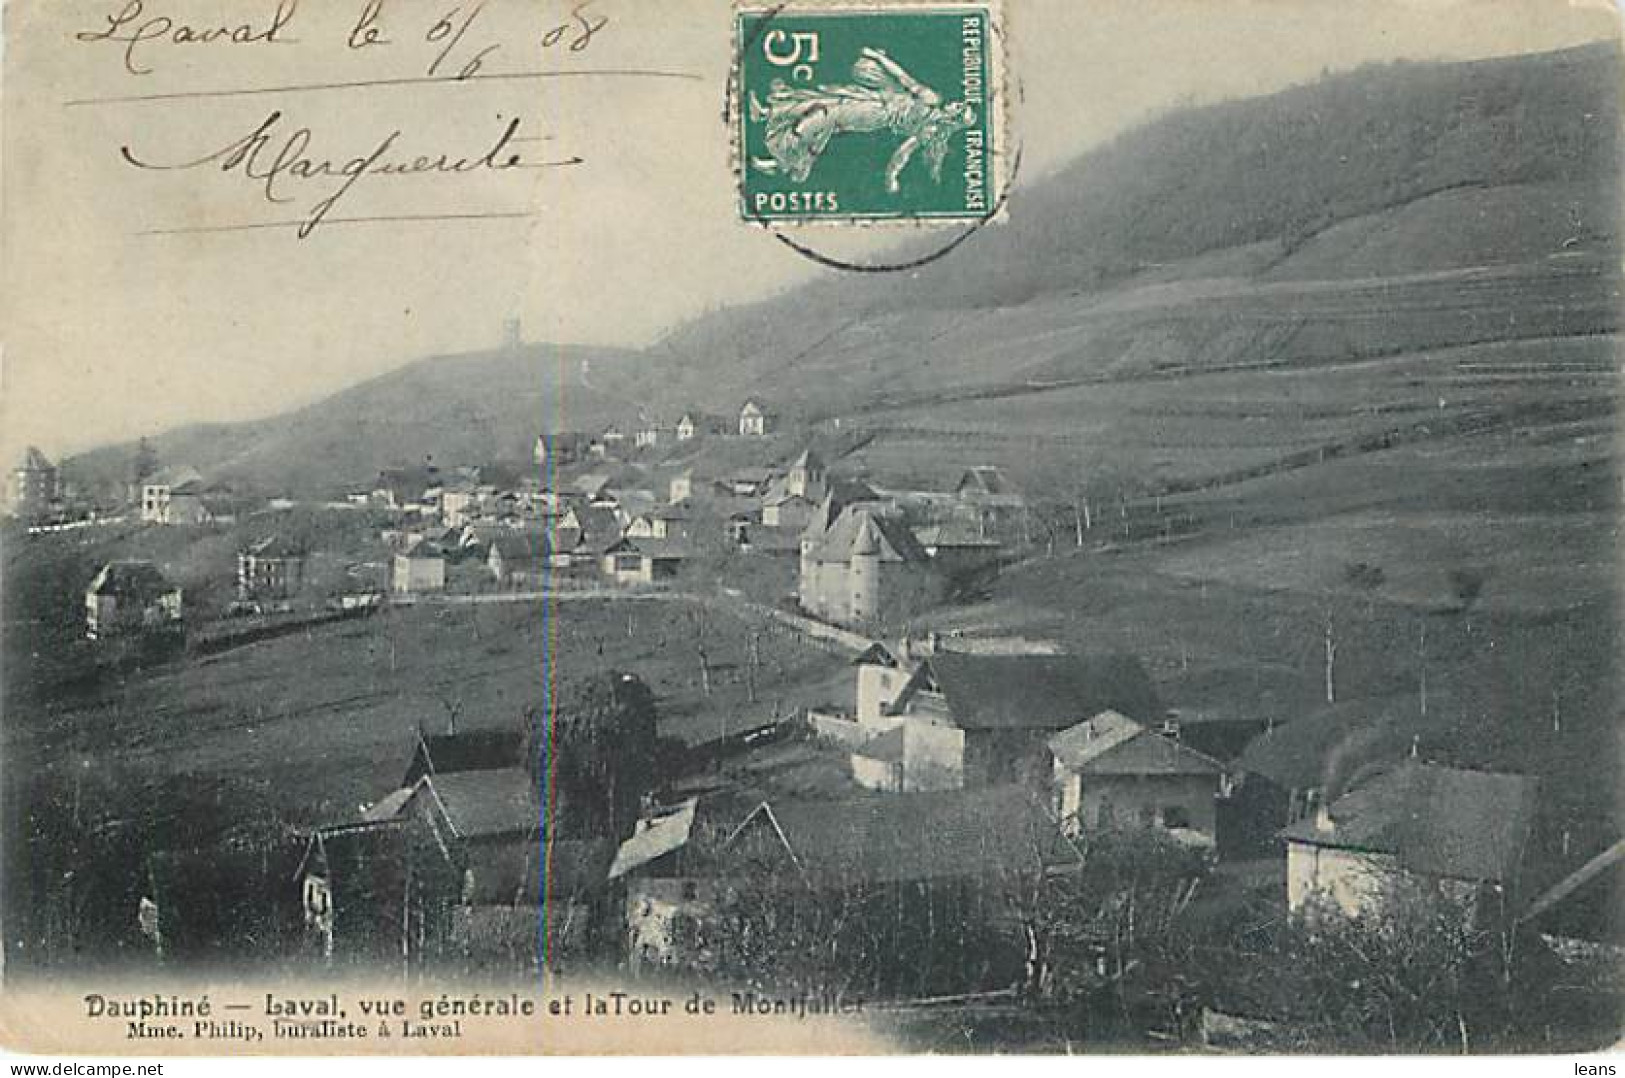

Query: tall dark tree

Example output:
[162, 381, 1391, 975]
[131, 437, 158, 485]
[527, 671, 661, 841]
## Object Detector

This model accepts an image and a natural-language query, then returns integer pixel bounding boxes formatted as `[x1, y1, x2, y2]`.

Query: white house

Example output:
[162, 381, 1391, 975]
[1047, 710, 1225, 841]
[738, 399, 775, 437]
[1281, 762, 1538, 925]
[392, 547, 447, 595]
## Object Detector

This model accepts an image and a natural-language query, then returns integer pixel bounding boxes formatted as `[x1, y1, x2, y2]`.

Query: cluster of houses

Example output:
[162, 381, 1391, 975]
[281, 629, 1595, 992]
[374, 459, 695, 596]
[535, 399, 780, 469]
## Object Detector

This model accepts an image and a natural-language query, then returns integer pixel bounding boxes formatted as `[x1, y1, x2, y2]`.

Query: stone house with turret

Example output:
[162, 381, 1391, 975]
[9, 446, 59, 521]
[798, 485, 937, 627]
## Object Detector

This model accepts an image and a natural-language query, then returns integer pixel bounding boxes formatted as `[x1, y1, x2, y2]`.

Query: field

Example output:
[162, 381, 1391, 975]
[837, 285, 1616, 493]
[0, 594, 847, 972]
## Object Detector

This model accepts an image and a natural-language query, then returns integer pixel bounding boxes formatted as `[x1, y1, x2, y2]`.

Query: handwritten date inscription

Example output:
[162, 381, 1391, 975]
[75, 0, 608, 78]
[70, 0, 624, 238]
[77, 0, 299, 76]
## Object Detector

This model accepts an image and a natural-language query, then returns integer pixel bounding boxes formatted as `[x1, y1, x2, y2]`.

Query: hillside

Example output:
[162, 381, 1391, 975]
[61, 42, 1621, 496]
[66, 344, 644, 497]
[647, 42, 1619, 414]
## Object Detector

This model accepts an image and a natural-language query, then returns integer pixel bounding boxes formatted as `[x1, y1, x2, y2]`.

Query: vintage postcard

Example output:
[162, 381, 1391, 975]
[1, 0, 1621, 1060]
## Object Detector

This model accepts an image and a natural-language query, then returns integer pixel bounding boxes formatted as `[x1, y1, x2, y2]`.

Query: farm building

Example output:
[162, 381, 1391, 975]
[1047, 710, 1226, 841]
[954, 465, 1025, 537]
[1280, 762, 1538, 926]
[84, 560, 183, 640]
[392, 546, 447, 594]
[600, 536, 689, 586]
[839, 649, 1165, 793]
[236, 535, 307, 603]
[611, 799, 712, 971]
[728, 785, 1082, 887]
[294, 821, 426, 964]
[486, 532, 556, 586]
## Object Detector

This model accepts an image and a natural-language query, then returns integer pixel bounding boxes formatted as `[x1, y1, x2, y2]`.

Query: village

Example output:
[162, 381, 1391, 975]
[3, 385, 1620, 1053]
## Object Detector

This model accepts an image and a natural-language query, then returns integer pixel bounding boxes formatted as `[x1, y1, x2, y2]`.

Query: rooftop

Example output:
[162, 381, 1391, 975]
[417, 768, 540, 840]
[1048, 710, 1224, 775]
[731, 785, 1081, 886]
[1280, 762, 1538, 884]
[909, 652, 1162, 731]
[87, 560, 177, 601]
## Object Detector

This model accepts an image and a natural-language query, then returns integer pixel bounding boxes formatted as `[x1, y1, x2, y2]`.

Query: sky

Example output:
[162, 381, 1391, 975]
[1, 0, 1617, 467]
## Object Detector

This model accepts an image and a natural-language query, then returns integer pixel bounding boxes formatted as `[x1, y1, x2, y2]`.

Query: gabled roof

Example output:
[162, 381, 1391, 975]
[903, 652, 1161, 731]
[404, 728, 524, 786]
[360, 787, 414, 823]
[608, 799, 699, 880]
[956, 466, 1014, 497]
[572, 473, 612, 496]
[728, 786, 1081, 885]
[87, 560, 177, 601]
[607, 488, 659, 512]
[806, 505, 929, 565]
[1049, 711, 1223, 776]
[603, 536, 691, 560]
[1280, 763, 1538, 885]
[292, 821, 414, 932]
[801, 481, 884, 543]
[146, 465, 204, 489]
[241, 535, 303, 559]
[18, 446, 54, 471]
[573, 506, 622, 545]
[415, 768, 539, 841]
[853, 643, 901, 668]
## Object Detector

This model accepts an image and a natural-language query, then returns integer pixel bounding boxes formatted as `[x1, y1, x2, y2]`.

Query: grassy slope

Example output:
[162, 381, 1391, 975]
[1, 596, 847, 969]
[59, 44, 1621, 495]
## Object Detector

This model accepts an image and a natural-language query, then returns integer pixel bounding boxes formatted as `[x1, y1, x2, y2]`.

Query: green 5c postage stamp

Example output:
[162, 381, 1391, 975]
[735, 3, 1006, 224]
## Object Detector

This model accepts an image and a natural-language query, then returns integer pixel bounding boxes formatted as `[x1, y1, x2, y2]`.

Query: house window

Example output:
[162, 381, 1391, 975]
[1162, 806, 1191, 830]
[614, 554, 642, 572]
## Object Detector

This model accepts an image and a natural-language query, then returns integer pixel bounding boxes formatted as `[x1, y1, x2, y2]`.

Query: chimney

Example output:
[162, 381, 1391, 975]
[1314, 800, 1334, 836]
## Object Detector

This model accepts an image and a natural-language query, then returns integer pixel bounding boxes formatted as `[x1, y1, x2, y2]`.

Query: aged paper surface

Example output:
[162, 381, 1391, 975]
[1, 0, 1621, 1057]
